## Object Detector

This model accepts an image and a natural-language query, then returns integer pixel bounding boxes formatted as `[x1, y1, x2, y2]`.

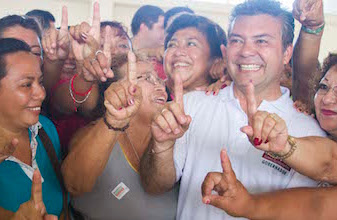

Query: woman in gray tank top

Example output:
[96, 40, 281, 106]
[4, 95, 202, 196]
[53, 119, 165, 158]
[62, 51, 178, 220]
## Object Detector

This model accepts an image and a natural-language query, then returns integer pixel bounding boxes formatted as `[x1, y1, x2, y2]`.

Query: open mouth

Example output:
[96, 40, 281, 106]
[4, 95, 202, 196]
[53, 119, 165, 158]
[173, 62, 190, 68]
[239, 64, 261, 71]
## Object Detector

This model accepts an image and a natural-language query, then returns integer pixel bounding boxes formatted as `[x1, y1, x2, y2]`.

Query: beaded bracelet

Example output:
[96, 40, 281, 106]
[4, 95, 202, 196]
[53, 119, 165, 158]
[103, 116, 129, 132]
[301, 22, 325, 35]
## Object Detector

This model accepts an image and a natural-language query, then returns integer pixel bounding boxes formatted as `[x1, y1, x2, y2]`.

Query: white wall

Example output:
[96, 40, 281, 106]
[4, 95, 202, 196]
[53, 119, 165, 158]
[0, 0, 336, 61]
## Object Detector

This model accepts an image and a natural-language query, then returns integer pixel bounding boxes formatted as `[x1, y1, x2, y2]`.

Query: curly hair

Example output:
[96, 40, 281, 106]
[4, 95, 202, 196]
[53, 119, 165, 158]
[322, 53, 337, 77]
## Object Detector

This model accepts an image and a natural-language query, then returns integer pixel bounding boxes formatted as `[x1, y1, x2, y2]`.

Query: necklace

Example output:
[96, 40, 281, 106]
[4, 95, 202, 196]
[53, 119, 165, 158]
[124, 130, 140, 163]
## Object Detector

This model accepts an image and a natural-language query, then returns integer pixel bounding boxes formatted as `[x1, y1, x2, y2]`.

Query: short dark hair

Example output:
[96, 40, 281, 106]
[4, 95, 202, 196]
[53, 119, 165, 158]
[26, 9, 55, 30]
[0, 38, 31, 81]
[0, 15, 42, 40]
[131, 5, 164, 36]
[229, 0, 294, 51]
[164, 7, 194, 29]
[100, 21, 129, 39]
[165, 14, 227, 59]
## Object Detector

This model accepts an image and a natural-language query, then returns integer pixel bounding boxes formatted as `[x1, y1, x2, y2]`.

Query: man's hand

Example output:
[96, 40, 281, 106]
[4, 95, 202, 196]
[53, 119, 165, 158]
[103, 51, 142, 128]
[240, 82, 289, 154]
[293, 0, 324, 29]
[151, 73, 191, 145]
[42, 6, 69, 61]
[201, 150, 253, 218]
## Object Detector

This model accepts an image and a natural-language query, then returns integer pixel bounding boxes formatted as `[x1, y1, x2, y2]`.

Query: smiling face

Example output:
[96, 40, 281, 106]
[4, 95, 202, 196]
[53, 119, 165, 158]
[119, 61, 167, 121]
[2, 25, 42, 58]
[164, 27, 212, 92]
[314, 65, 337, 136]
[0, 51, 45, 132]
[226, 15, 292, 96]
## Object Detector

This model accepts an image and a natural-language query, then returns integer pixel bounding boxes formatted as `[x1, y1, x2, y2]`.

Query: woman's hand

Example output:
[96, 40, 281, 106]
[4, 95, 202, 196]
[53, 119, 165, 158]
[103, 51, 142, 128]
[12, 170, 58, 220]
[42, 6, 69, 61]
[240, 83, 289, 155]
[195, 75, 231, 96]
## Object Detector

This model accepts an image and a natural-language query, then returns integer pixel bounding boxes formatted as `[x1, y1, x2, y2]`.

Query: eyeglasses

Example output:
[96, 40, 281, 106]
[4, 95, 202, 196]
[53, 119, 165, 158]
[137, 72, 166, 87]
[317, 83, 337, 96]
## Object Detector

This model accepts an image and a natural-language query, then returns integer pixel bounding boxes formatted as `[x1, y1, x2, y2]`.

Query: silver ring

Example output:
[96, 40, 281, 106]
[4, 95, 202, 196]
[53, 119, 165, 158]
[95, 50, 103, 57]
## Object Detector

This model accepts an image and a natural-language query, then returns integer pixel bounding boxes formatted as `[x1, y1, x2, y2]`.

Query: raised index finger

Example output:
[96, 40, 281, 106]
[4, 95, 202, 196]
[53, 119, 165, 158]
[127, 50, 137, 85]
[174, 73, 184, 108]
[92, 2, 100, 31]
[31, 169, 43, 204]
[60, 6, 68, 31]
[245, 82, 257, 125]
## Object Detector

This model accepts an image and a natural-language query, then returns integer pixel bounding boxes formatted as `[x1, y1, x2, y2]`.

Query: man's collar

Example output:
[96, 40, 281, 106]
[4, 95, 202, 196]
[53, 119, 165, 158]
[220, 82, 291, 113]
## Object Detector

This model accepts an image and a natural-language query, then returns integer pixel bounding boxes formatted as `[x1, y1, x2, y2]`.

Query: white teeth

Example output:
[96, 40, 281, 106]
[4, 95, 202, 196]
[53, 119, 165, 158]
[29, 107, 41, 111]
[240, 64, 261, 71]
[174, 62, 189, 67]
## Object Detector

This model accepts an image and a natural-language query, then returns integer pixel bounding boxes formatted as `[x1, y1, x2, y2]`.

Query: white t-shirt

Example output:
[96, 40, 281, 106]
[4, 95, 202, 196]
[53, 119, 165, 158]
[173, 83, 326, 220]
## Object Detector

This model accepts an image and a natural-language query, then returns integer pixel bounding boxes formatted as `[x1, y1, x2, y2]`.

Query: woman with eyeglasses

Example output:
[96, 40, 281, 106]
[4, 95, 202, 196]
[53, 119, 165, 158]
[61, 52, 178, 220]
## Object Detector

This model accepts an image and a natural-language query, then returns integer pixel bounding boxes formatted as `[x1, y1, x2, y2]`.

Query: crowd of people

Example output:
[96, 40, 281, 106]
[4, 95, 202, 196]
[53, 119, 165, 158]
[0, 0, 336, 219]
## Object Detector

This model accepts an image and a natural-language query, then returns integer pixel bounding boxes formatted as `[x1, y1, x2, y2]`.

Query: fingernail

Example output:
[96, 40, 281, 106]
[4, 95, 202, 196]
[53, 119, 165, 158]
[180, 116, 187, 124]
[205, 199, 210, 204]
[166, 128, 172, 133]
[101, 77, 107, 82]
[253, 138, 262, 146]
[118, 107, 123, 111]
[249, 80, 253, 83]
[221, 84, 227, 89]
[132, 87, 137, 93]
[264, 139, 269, 144]
[129, 98, 134, 106]
[81, 33, 87, 39]
[213, 91, 216, 95]
[205, 90, 208, 94]
[174, 128, 180, 134]
[103, 68, 107, 74]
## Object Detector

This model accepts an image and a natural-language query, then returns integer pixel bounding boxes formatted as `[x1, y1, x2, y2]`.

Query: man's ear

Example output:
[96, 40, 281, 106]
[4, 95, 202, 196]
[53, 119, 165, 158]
[283, 44, 293, 65]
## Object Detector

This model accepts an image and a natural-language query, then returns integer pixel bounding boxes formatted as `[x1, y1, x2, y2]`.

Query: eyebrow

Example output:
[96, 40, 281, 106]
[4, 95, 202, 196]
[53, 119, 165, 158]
[229, 33, 275, 39]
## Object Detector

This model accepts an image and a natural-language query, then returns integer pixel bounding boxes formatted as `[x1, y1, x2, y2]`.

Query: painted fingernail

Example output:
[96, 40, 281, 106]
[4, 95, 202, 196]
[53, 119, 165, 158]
[132, 87, 137, 93]
[205, 90, 208, 94]
[81, 33, 88, 39]
[205, 199, 210, 204]
[118, 107, 123, 111]
[213, 91, 216, 95]
[253, 138, 262, 146]
[265, 139, 269, 144]
[221, 84, 227, 89]
[129, 98, 135, 106]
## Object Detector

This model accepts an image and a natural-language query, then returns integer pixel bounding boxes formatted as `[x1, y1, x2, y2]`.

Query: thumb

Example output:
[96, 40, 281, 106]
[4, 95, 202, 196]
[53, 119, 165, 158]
[240, 125, 253, 137]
